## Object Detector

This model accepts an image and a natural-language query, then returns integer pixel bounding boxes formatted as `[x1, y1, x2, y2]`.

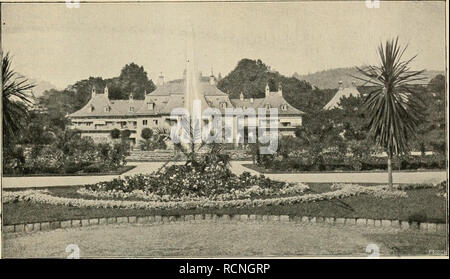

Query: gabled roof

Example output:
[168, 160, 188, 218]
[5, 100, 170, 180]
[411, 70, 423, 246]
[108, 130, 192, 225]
[230, 91, 305, 115]
[149, 80, 228, 97]
[324, 84, 361, 110]
[69, 79, 305, 118]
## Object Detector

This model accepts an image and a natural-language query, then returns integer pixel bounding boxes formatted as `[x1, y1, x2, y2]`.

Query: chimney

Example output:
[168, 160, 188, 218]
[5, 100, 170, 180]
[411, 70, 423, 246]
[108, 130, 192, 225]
[91, 86, 96, 98]
[104, 85, 109, 99]
[157, 72, 164, 86]
[265, 83, 270, 97]
[209, 69, 215, 86]
[240, 92, 244, 101]
[250, 97, 254, 103]
[278, 83, 283, 97]
[129, 92, 134, 103]
[338, 81, 344, 89]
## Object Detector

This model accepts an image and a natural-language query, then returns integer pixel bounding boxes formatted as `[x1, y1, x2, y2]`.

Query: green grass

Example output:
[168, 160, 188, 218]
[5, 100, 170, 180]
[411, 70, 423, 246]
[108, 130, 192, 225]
[3, 184, 446, 225]
[365, 232, 448, 256]
[5, 222, 445, 257]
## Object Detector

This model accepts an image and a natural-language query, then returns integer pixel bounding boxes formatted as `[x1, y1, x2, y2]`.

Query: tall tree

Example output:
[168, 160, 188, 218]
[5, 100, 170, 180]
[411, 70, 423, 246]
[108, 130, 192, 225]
[114, 63, 156, 100]
[355, 37, 426, 189]
[217, 58, 313, 111]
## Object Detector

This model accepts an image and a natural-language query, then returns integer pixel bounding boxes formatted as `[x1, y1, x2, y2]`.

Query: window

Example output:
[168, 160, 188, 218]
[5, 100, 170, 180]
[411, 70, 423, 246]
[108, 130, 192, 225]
[153, 119, 158, 125]
[221, 102, 227, 109]
[147, 103, 154, 110]
[129, 106, 135, 112]
[143, 120, 148, 125]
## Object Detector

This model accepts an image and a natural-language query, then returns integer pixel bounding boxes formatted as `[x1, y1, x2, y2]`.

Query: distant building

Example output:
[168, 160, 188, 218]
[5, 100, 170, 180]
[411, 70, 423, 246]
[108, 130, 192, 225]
[68, 73, 305, 147]
[323, 81, 361, 110]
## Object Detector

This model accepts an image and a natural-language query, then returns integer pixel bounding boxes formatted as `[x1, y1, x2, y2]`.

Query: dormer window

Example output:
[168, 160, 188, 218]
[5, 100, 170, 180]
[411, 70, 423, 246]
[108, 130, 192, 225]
[129, 106, 135, 112]
[265, 104, 270, 109]
[90, 105, 95, 112]
[104, 105, 111, 112]
[147, 102, 155, 110]
[281, 104, 288, 111]
[221, 102, 227, 109]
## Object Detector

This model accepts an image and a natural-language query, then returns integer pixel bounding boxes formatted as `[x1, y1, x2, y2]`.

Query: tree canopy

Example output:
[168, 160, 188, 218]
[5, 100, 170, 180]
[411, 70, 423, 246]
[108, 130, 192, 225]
[217, 58, 323, 113]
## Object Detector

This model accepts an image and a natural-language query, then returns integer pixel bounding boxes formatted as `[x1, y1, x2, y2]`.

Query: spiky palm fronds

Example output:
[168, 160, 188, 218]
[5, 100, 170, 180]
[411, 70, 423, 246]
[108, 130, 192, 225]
[2, 53, 35, 145]
[353, 37, 426, 189]
[353, 37, 426, 156]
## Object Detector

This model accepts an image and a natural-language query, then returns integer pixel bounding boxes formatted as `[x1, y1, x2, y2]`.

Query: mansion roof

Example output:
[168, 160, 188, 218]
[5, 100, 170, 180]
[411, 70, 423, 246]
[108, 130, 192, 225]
[323, 82, 361, 110]
[69, 78, 305, 118]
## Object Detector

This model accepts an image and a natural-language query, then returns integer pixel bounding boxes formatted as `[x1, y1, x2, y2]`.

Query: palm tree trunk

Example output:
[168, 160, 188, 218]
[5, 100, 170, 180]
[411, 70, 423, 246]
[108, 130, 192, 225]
[387, 152, 393, 190]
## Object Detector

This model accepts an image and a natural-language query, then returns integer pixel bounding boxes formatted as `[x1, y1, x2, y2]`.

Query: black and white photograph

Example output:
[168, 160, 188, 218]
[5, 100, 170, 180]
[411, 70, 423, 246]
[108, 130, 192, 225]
[0, 0, 448, 259]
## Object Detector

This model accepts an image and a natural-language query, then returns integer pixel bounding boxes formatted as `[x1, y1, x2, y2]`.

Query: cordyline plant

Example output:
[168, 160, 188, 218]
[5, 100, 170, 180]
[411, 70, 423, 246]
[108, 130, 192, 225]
[353, 37, 426, 189]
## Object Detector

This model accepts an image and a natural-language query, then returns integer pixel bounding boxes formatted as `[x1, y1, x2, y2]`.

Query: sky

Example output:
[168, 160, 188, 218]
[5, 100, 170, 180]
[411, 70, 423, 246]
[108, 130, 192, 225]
[1, 1, 446, 89]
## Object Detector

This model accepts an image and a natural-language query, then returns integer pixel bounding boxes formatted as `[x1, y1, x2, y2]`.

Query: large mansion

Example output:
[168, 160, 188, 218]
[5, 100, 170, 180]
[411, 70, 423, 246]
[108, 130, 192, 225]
[68, 73, 305, 147]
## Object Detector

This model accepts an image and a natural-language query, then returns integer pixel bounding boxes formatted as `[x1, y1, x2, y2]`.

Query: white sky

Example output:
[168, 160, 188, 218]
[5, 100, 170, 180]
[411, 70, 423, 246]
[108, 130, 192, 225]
[1, 1, 446, 88]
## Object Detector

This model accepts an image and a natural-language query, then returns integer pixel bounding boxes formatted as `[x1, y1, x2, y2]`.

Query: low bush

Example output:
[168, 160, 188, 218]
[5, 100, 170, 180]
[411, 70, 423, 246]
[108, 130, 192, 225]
[257, 154, 445, 172]
[83, 163, 105, 173]
[3, 136, 129, 175]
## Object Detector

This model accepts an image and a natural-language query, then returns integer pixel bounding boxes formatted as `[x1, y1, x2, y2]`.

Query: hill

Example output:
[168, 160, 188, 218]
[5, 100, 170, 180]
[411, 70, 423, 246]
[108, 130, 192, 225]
[294, 67, 445, 89]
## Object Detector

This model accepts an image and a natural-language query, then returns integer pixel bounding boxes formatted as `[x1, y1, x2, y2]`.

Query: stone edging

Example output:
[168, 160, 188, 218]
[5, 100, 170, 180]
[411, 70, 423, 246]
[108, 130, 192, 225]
[2, 214, 447, 234]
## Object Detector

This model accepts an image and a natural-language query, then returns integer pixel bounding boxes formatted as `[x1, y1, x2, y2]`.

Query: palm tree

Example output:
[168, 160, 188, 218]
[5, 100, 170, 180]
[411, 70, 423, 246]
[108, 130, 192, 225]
[2, 52, 35, 147]
[354, 37, 426, 189]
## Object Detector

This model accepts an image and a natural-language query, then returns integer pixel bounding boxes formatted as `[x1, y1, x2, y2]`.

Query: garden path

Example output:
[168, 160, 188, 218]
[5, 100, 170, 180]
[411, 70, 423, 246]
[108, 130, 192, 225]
[2, 161, 446, 189]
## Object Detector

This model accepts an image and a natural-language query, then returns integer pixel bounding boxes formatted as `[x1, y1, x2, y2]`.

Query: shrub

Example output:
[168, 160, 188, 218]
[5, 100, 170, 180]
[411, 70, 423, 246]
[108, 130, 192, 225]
[121, 129, 131, 139]
[97, 143, 112, 165]
[261, 154, 445, 172]
[141, 128, 153, 140]
[24, 146, 65, 174]
[83, 163, 104, 173]
[109, 142, 129, 168]
[63, 161, 84, 174]
[2, 145, 26, 174]
[110, 128, 121, 139]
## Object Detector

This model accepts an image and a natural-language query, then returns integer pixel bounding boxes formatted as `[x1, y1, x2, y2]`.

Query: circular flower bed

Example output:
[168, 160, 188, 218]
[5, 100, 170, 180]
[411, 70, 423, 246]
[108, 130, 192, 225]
[3, 184, 410, 211]
[83, 163, 310, 201]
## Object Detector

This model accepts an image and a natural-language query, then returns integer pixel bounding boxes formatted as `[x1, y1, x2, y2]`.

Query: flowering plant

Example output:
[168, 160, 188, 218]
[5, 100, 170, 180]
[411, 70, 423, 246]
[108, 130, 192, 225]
[4, 184, 407, 211]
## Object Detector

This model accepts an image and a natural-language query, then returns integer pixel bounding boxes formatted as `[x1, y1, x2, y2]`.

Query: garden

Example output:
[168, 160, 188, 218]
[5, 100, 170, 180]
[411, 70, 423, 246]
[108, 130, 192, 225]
[2, 130, 131, 176]
[3, 147, 447, 226]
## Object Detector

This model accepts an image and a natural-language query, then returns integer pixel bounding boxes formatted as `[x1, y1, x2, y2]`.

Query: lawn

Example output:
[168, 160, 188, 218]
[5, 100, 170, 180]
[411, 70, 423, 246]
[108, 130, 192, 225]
[365, 231, 448, 256]
[3, 222, 446, 257]
[3, 184, 447, 225]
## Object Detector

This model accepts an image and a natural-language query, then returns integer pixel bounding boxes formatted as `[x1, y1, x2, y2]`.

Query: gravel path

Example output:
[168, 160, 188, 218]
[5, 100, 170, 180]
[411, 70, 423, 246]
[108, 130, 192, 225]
[2, 161, 445, 188]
